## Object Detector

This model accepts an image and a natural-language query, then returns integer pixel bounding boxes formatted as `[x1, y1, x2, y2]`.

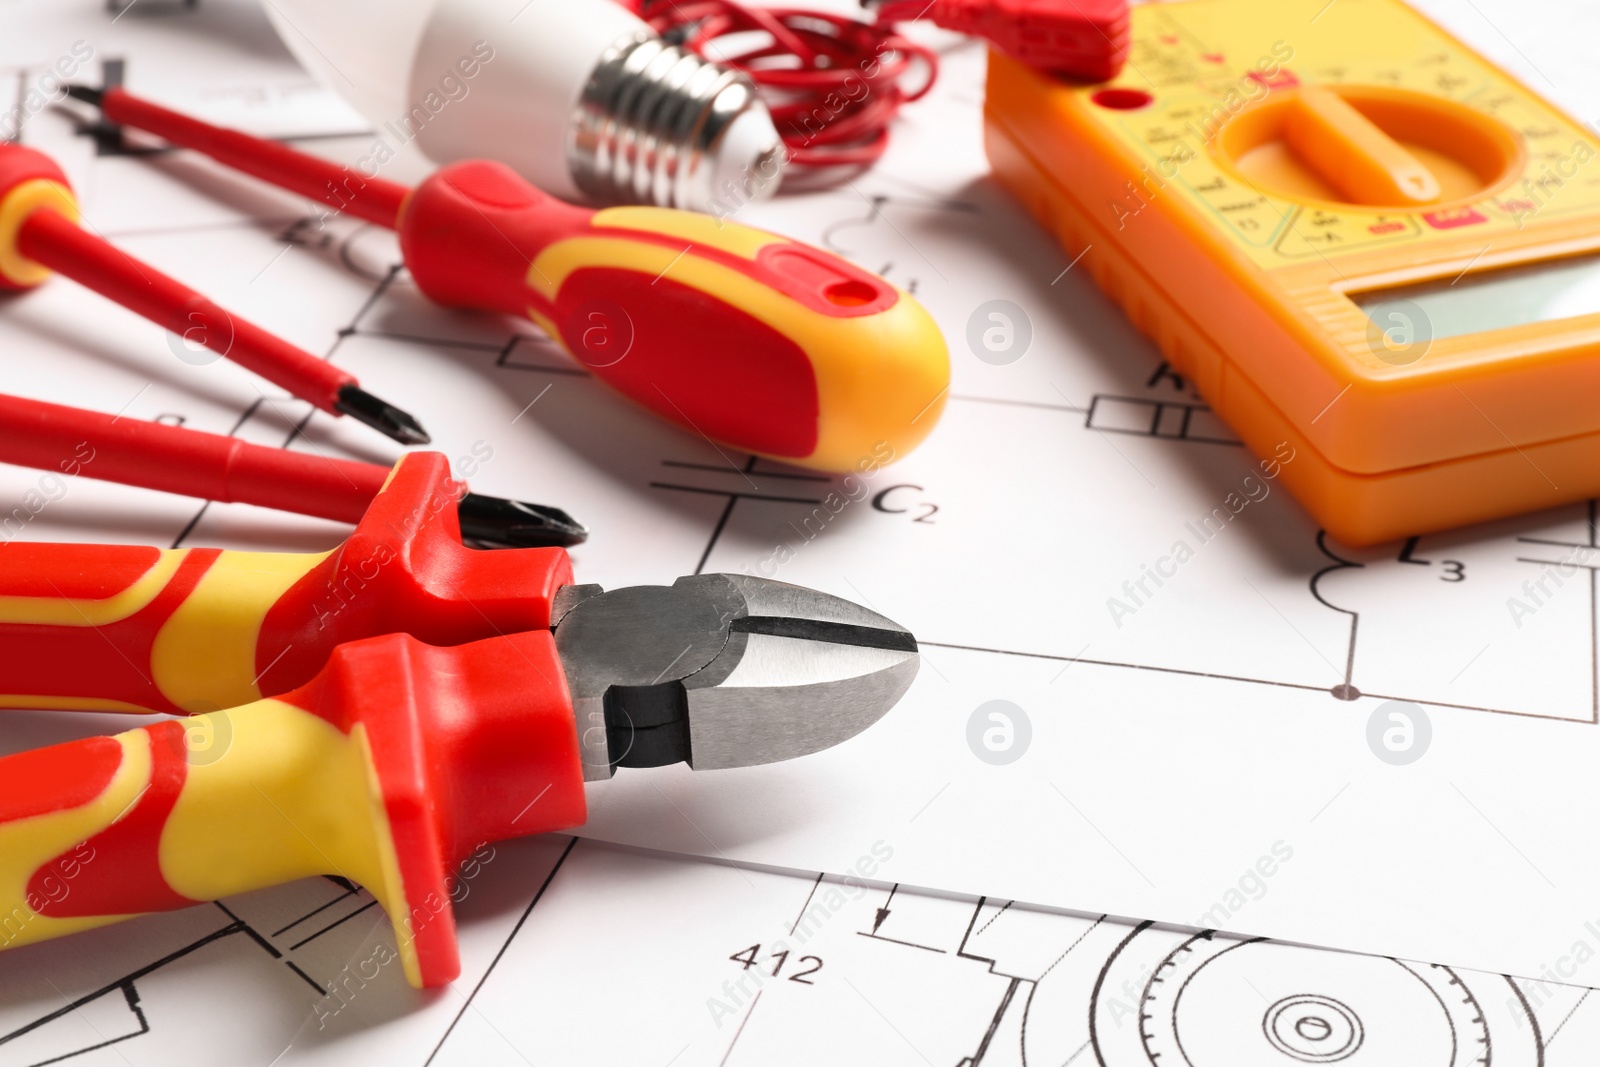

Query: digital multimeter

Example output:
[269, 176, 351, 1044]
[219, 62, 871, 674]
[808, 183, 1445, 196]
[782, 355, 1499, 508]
[985, 0, 1600, 545]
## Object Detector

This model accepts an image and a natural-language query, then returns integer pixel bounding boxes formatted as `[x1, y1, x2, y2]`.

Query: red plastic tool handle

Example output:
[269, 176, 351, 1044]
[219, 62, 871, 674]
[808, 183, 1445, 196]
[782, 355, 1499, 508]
[0, 452, 572, 715]
[398, 160, 947, 469]
[0, 628, 587, 989]
[16, 208, 358, 413]
[0, 391, 385, 524]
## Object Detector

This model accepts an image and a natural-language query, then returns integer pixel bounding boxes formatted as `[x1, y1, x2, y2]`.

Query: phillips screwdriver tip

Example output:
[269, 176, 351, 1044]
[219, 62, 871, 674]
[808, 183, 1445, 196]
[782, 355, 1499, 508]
[334, 384, 432, 446]
[457, 493, 588, 549]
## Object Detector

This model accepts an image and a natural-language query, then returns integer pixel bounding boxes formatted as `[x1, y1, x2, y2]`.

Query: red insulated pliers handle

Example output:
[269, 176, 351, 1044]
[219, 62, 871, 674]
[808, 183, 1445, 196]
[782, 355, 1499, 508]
[0, 626, 588, 989]
[0, 452, 572, 714]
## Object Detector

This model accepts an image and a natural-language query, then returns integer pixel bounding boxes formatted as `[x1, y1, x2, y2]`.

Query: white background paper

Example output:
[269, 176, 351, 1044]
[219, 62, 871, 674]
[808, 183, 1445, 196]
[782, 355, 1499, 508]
[4, 1, 1600, 1050]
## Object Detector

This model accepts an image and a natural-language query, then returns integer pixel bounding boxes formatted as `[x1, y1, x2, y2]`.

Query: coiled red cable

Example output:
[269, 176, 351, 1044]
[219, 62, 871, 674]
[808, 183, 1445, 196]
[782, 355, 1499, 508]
[629, 0, 939, 169]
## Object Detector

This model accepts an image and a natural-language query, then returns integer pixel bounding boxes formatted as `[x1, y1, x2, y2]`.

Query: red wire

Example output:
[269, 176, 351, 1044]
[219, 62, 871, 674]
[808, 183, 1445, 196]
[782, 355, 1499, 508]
[632, 0, 938, 170]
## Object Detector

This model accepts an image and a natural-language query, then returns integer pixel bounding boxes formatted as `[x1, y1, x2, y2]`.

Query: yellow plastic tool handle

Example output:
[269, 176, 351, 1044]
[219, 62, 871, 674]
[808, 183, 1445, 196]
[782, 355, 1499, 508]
[0, 541, 329, 715]
[400, 163, 952, 472]
[0, 629, 588, 989]
[0, 702, 418, 971]
[0, 453, 572, 716]
[1285, 85, 1442, 206]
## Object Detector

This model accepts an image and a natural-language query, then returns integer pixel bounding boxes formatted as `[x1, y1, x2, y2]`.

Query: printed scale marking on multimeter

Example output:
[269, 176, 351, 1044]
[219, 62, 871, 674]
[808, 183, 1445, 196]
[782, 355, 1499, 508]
[986, 0, 1600, 545]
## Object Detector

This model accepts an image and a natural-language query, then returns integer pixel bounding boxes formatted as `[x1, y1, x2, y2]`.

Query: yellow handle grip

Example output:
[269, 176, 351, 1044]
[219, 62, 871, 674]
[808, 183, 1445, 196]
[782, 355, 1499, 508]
[0, 701, 417, 976]
[0, 541, 325, 714]
[0, 629, 587, 989]
[0, 453, 573, 716]
[400, 164, 952, 472]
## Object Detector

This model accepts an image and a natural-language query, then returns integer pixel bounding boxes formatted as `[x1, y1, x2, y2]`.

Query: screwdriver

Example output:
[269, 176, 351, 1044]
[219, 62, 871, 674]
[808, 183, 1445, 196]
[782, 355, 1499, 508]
[0, 393, 585, 551]
[64, 85, 952, 472]
[0, 144, 430, 446]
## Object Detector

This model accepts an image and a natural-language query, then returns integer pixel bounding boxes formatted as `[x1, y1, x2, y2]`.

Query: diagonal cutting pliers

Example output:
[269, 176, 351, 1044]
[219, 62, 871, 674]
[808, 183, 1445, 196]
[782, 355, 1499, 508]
[0, 452, 919, 987]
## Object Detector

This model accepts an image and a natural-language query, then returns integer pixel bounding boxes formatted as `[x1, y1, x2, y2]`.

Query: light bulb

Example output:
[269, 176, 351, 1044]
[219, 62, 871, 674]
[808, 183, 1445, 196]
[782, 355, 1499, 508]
[261, 0, 785, 212]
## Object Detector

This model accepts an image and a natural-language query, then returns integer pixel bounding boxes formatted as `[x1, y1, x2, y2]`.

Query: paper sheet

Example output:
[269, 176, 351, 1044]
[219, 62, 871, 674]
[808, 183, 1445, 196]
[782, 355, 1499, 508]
[6, 0, 1600, 1030]
[5, 834, 1598, 1065]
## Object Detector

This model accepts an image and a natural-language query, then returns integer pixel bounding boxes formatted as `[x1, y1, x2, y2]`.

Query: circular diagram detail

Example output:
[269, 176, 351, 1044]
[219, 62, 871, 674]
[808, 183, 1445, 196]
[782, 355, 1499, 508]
[1084, 926, 1533, 1067]
[1263, 994, 1363, 1062]
[1139, 934, 1482, 1066]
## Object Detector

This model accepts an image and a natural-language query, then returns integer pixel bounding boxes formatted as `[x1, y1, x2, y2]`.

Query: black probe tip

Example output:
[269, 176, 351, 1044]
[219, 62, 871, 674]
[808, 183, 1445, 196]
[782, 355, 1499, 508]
[65, 84, 105, 107]
[457, 493, 589, 549]
[335, 384, 432, 446]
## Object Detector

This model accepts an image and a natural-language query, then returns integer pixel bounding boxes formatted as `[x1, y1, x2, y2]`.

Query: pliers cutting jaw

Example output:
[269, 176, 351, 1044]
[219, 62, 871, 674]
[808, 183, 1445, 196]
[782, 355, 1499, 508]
[553, 574, 920, 780]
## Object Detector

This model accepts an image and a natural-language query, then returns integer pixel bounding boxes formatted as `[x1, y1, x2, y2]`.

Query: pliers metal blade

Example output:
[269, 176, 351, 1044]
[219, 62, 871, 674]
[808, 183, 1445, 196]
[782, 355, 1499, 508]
[553, 574, 919, 779]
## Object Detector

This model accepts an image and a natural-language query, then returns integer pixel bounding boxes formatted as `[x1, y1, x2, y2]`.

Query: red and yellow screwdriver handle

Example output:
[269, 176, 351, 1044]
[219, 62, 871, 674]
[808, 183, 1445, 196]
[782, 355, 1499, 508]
[21, 86, 949, 469]
[0, 452, 572, 715]
[0, 146, 76, 289]
[0, 629, 588, 988]
[399, 160, 950, 471]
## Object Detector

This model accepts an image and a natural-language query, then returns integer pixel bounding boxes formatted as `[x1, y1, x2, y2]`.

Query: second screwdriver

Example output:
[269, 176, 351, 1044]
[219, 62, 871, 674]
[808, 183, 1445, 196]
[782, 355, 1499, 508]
[0, 143, 429, 445]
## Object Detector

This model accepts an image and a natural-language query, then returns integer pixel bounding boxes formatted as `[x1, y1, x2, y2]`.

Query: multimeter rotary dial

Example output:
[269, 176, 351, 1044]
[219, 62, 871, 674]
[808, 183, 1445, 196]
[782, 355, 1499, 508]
[1213, 84, 1524, 212]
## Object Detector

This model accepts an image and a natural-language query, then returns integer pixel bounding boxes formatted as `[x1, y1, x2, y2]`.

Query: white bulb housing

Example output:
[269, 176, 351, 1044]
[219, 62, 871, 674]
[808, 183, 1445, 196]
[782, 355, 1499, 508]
[262, 0, 785, 212]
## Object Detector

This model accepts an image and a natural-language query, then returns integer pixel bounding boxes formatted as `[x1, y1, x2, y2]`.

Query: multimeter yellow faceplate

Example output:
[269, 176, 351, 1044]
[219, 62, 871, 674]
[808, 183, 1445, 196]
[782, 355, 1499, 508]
[985, 0, 1600, 544]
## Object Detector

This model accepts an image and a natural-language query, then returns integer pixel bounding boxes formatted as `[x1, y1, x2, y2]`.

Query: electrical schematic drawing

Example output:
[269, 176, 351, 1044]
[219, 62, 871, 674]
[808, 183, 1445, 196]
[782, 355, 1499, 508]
[4, 6, 1600, 1064]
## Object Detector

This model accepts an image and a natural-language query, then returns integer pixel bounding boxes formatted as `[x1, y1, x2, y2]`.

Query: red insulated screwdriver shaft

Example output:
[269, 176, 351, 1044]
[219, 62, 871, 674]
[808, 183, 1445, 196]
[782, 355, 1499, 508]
[0, 392, 586, 547]
[1, 390, 383, 523]
[70, 86, 410, 228]
[0, 142, 429, 446]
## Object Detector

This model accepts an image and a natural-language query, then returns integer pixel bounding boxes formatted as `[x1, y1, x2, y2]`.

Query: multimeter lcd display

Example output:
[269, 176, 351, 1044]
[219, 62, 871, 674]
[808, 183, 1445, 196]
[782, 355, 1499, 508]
[1354, 255, 1600, 342]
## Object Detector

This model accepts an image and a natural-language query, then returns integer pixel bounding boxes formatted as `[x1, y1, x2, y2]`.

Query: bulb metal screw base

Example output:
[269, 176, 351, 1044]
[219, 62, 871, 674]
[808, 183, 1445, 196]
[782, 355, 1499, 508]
[569, 31, 785, 213]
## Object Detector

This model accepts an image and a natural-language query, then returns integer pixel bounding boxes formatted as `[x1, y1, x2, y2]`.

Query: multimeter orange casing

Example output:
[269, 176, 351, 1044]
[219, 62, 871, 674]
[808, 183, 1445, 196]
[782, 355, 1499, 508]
[985, 0, 1600, 545]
